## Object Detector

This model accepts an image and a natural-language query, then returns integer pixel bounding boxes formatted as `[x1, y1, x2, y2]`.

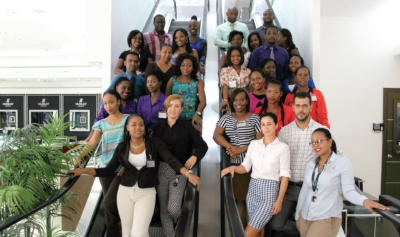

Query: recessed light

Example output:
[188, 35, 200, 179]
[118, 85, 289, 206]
[37, 78, 40, 81]
[54, 78, 57, 81]
[17, 78, 21, 81]
[33, 10, 45, 14]
[77, 78, 81, 81]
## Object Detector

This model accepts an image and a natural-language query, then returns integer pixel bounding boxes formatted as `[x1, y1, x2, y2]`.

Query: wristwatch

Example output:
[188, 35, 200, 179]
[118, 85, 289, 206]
[196, 111, 202, 116]
[200, 61, 204, 66]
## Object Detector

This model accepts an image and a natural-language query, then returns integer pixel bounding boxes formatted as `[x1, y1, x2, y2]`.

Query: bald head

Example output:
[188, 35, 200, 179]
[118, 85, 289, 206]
[263, 9, 275, 24]
[226, 6, 239, 23]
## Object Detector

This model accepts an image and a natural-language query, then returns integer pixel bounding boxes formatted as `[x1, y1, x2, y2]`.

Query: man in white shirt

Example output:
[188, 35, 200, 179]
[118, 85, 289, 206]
[269, 92, 343, 236]
[214, 6, 250, 50]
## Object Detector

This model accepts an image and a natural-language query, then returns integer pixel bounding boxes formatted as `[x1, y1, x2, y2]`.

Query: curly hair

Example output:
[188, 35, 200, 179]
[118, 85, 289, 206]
[174, 53, 199, 80]
[228, 30, 244, 43]
[225, 46, 244, 67]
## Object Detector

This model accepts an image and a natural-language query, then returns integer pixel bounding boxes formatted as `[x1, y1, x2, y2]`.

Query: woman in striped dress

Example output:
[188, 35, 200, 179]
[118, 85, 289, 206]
[221, 112, 290, 237]
[213, 88, 263, 228]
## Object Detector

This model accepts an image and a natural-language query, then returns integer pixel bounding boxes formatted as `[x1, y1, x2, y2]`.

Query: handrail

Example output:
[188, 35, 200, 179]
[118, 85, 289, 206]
[0, 153, 92, 231]
[174, 163, 200, 237]
[374, 209, 400, 229]
[221, 149, 245, 237]
[265, 0, 281, 28]
[200, 0, 208, 39]
[142, 0, 161, 33]
[173, 0, 177, 19]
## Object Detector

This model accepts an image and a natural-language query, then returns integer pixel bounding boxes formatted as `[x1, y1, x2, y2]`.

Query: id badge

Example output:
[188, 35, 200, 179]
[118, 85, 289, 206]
[229, 80, 237, 88]
[158, 111, 167, 119]
[237, 121, 247, 128]
[312, 95, 317, 102]
[147, 154, 155, 168]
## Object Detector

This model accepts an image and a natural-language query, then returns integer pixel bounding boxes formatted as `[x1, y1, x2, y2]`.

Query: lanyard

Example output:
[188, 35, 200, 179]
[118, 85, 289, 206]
[311, 153, 332, 201]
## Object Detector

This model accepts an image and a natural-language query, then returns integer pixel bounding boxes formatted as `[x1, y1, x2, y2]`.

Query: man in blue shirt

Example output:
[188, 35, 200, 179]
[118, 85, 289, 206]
[253, 9, 282, 45]
[107, 52, 146, 101]
[249, 26, 289, 81]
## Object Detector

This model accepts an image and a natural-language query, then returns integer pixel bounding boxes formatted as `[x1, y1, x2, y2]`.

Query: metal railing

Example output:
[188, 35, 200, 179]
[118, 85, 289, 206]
[142, 0, 161, 33]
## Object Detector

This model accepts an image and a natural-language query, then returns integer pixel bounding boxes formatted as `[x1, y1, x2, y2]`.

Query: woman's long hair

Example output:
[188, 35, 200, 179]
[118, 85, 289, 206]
[120, 114, 145, 151]
[259, 79, 284, 126]
[172, 28, 193, 54]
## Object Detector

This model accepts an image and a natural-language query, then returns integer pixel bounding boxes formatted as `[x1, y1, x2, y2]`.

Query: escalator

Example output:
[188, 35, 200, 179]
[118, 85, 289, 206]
[168, 20, 201, 35]
[241, 19, 256, 32]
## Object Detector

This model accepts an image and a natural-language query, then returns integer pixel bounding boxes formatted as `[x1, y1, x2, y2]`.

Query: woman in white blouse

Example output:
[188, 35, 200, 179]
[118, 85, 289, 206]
[295, 128, 387, 237]
[221, 112, 290, 237]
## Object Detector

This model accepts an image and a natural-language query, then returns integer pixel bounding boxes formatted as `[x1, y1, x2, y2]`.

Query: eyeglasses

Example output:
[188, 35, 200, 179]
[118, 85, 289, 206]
[309, 138, 329, 146]
[294, 104, 310, 109]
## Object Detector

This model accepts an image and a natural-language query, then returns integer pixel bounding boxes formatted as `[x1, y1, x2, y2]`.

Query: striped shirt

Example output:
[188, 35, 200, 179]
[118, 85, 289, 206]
[278, 118, 344, 182]
[216, 113, 261, 164]
[92, 114, 129, 168]
[143, 30, 173, 61]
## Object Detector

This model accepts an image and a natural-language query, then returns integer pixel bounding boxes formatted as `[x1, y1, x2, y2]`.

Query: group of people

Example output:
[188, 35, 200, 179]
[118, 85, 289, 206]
[215, 6, 386, 237]
[69, 14, 209, 237]
[66, 6, 387, 237]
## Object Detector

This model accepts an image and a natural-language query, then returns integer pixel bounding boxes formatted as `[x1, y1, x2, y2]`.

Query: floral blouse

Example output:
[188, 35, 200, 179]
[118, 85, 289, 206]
[220, 66, 251, 97]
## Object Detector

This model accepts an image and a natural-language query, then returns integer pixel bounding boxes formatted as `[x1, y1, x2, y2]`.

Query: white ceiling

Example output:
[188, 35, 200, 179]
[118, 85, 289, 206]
[0, 0, 102, 83]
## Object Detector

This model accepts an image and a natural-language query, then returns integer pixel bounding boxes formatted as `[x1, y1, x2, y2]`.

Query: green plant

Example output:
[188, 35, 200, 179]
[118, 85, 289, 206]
[0, 113, 92, 236]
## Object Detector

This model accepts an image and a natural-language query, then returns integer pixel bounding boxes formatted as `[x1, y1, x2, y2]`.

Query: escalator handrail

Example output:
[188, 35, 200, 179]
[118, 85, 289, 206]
[173, 163, 200, 237]
[374, 209, 400, 228]
[142, 0, 161, 33]
[0, 151, 93, 231]
[200, 0, 208, 39]
[221, 149, 246, 237]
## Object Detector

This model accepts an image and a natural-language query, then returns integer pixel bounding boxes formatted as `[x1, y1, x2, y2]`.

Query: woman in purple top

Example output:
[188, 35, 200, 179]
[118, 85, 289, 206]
[137, 71, 168, 135]
[94, 77, 137, 123]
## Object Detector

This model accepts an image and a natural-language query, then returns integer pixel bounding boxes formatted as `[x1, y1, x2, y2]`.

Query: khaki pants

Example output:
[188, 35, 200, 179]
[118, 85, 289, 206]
[299, 212, 342, 237]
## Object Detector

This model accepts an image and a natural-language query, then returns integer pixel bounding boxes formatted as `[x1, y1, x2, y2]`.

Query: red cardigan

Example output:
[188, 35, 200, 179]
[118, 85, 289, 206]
[284, 88, 330, 128]
[254, 104, 296, 135]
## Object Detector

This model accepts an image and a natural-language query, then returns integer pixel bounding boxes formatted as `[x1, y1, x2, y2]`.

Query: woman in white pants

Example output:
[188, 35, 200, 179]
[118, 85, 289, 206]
[69, 114, 201, 237]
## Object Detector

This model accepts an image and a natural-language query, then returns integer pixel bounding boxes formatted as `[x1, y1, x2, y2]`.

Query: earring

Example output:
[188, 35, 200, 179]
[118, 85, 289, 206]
[126, 131, 130, 136]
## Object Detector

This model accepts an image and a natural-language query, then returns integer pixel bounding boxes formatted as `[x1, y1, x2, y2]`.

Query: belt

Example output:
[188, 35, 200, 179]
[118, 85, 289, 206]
[289, 181, 303, 187]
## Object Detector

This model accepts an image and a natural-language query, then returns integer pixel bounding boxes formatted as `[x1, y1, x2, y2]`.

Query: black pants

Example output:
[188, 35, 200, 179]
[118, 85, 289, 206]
[99, 175, 122, 237]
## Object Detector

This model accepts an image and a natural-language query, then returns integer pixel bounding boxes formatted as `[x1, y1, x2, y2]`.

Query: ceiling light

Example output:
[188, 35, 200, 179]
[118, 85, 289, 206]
[77, 78, 81, 81]
[17, 78, 21, 81]
[33, 10, 45, 14]
[54, 78, 57, 81]
[37, 78, 40, 81]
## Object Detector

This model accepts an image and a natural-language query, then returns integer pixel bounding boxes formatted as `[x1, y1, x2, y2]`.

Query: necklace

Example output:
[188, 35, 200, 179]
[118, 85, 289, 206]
[130, 138, 145, 149]
[107, 113, 121, 125]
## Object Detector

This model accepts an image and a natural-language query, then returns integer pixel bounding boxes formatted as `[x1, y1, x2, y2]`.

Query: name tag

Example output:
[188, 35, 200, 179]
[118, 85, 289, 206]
[312, 95, 317, 102]
[147, 154, 155, 168]
[158, 112, 167, 119]
[237, 121, 247, 127]
[229, 80, 237, 88]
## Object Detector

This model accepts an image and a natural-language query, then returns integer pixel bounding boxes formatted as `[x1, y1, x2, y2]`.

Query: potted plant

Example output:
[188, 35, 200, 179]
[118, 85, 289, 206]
[0, 113, 92, 236]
